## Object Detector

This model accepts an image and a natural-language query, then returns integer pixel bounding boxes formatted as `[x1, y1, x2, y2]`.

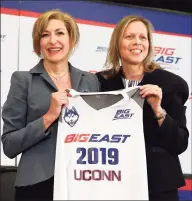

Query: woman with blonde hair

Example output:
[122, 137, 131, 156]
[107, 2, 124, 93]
[2, 9, 100, 201]
[96, 15, 189, 201]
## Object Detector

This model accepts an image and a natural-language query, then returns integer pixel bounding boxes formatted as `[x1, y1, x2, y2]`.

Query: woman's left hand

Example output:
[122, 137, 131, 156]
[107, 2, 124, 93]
[139, 84, 162, 112]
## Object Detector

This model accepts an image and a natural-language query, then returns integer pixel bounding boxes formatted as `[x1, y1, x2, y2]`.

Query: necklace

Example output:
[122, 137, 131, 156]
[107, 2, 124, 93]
[48, 71, 68, 81]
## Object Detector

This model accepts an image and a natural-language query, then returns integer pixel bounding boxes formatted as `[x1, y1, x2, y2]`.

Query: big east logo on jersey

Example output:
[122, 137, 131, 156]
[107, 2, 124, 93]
[113, 109, 134, 120]
[64, 134, 130, 143]
[153, 46, 182, 65]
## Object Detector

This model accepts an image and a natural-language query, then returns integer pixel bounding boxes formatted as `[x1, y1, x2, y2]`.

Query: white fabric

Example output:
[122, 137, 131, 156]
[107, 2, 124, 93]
[54, 87, 148, 200]
[122, 78, 141, 88]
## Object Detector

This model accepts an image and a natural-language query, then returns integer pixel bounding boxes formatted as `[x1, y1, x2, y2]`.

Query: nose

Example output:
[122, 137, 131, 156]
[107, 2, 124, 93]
[133, 36, 141, 45]
[49, 33, 57, 44]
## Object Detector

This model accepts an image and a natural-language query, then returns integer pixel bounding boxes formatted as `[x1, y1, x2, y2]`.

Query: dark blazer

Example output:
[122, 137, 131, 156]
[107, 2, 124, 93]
[1, 60, 100, 187]
[96, 68, 189, 194]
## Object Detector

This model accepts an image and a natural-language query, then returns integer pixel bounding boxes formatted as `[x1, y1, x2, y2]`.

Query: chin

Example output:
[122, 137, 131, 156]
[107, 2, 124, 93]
[129, 60, 143, 65]
[47, 57, 65, 64]
[46, 59, 59, 63]
[122, 56, 144, 65]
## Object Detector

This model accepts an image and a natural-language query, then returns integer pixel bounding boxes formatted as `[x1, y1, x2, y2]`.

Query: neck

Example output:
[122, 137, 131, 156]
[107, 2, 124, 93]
[122, 62, 144, 81]
[43, 59, 69, 75]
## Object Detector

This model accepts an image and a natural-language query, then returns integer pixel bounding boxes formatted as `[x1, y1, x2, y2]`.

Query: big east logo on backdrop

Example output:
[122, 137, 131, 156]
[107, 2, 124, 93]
[95, 45, 182, 71]
[54, 87, 148, 200]
[153, 46, 182, 70]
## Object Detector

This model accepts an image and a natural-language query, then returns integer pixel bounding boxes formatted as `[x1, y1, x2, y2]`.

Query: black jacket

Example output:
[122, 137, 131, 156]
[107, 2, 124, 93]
[96, 68, 189, 193]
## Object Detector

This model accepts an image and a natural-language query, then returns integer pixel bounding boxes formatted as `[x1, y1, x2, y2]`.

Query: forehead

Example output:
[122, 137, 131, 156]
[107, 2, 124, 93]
[124, 21, 148, 35]
[44, 19, 67, 31]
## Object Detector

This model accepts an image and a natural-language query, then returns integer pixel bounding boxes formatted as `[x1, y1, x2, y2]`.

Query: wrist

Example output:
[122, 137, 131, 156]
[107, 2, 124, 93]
[43, 112, 57, 129]
[154, 108, 167, 121]
[153, 107, 163, 117]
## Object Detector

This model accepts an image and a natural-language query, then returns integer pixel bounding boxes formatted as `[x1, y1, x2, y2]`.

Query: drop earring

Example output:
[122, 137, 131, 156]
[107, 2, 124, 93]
[40, 51, 44, 58]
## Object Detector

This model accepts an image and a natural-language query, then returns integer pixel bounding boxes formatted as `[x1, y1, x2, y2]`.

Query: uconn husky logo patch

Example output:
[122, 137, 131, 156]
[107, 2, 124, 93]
[63, 106, 79, 127]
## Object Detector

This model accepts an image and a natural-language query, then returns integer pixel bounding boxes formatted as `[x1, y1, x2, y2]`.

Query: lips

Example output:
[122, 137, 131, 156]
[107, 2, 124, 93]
[48, 47, 62, 51]
[130, 49, 142, 53]
[47, 47, 62, 54]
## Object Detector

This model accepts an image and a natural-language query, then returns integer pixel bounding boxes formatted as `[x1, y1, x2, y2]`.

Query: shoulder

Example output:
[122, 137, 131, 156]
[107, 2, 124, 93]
[11, 71, 30, 84]
[147, 69, 189, 103]
[5, 71, 30, 99]
[96, 69, 119, 82]
[148, 69, 188, 92]
[70, 64, 100, 91]
[96, 69, 124, 91]
[149, 68, 185, 82]
[73, 65, 99, 82]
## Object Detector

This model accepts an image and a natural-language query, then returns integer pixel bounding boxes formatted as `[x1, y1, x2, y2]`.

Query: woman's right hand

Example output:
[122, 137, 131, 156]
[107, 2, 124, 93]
[43, 91, 68, 129]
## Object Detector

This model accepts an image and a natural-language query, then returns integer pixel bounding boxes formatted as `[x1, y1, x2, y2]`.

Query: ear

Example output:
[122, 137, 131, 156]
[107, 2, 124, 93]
[72, 106, 77, 113]
[64, 107, 69, 115]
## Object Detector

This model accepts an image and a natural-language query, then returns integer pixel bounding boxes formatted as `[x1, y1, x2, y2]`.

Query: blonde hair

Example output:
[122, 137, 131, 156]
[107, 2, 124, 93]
[32, 9, 79, 57]
[104, 15, 160, 77]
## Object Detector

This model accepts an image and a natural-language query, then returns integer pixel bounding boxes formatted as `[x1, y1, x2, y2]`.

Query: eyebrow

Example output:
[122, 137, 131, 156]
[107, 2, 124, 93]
[125, 32, 147, 35]
[43, 28, 66, 32]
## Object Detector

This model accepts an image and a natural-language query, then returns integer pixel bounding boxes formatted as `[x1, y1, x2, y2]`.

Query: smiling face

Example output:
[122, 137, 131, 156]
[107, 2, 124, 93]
[119, 20, 149, 66]
[40, 19, 70, 63]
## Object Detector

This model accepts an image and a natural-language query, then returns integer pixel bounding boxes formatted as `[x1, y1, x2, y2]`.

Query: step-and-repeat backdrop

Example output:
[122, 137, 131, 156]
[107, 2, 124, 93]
[1, 1, 191, 175]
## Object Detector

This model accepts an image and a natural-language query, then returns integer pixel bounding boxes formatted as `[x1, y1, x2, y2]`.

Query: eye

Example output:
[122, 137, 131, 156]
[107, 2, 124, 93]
[41, 33, 49, 38]
[57, 31, 64, 35]
[141, 36, 147, 40]
[125, 35, 133, 39]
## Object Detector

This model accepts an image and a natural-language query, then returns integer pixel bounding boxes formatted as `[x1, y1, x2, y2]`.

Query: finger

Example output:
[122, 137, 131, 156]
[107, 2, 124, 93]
[140, 87, 151, 94]
[141, 86, 161, 94]
[157, 87, 162, 93]
[140, 84, 159, 90]
[153, 87, 162, 96]
[59, 91, 67, 95]
[59, 95, 68, 101]
[52, 92, 66, 99]
[57, 99, 68, 106]
[140, 87, 153, 96]
[65, 89, 72, 97]
[61, 99, 68, 106]
[141, 89, 159, 98]
[139, 85, 155, 93]
[65, 89, 70, 94]
[139, 84, 153, 90]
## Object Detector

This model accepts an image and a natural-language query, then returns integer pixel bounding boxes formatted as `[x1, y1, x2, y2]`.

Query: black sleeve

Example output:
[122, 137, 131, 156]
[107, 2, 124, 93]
[157, 78, 189, 155]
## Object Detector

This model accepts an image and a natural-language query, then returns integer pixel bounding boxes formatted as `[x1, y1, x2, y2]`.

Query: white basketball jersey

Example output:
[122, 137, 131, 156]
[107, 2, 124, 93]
[54, 87, 148, 200]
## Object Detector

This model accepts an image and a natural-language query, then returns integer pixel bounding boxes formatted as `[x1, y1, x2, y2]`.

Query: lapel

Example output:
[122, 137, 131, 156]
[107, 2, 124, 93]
[138, 72, 151, 85]
[30, 59, 57, 91]
[29, 59, 83, 91]
[69, 63, 83, 91]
